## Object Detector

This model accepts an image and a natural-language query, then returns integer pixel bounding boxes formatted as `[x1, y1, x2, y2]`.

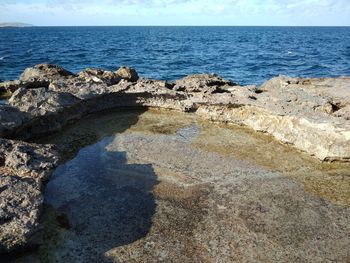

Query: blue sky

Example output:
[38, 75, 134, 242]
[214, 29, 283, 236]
[1, 0, 349, 26]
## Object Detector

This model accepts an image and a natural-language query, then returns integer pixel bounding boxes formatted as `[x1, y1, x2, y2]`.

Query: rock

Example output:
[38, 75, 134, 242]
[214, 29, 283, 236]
[1, 64, 349, 162]
[1, 139, 59, 180]
[116, 66, 139, 82]
[0, 81, 21, 98]
[9, 88, 81, 118]
[0, 174, 43, 254]
[0, 63, 350, 257]
[19, 64, 75, 85]
[0, 106, 29, 138]
[0, 139, 58, 253]
[173, 74, 237, 93]
[49, 79, 110, 100]
[196, 76, 350, 161]
[78, 68, 121, 86]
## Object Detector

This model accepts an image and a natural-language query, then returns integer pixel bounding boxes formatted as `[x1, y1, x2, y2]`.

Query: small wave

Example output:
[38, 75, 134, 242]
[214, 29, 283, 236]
[0, 57, 4, 60]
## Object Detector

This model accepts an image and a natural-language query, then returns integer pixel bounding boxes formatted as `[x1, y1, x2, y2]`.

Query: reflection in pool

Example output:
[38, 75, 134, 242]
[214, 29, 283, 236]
[38, 109, 350, 263]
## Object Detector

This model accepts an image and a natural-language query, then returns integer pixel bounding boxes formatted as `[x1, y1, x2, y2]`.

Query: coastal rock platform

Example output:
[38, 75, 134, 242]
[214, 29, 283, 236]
[0, 64, 349, 261]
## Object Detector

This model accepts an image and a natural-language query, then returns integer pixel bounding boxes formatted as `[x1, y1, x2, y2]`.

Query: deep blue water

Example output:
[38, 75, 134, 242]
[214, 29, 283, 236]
[0, 26, 350, 85]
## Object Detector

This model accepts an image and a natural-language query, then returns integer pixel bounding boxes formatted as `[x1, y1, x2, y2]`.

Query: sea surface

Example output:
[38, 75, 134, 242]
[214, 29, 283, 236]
[0, 26, 350, 85]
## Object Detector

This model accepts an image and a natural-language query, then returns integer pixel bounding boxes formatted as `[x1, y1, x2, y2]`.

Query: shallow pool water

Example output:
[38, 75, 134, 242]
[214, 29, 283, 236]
[37, 109, 350, 263]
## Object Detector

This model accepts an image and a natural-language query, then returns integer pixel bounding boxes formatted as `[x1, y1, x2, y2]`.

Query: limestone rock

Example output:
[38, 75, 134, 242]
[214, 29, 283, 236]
[49, 79, 110, 100]
[0, 174, 43, 254]
[0, 81, 21, 98]
[19, 64, 75, 84]
[0, 106, 29, 138]
[116, 66, 139, 82]
[78, 68, 121, 86]
[9, 88, 81, 117]
[0, 139, 58, 253]
[173, 74, 237, 93]
[0, 139, 59, 180]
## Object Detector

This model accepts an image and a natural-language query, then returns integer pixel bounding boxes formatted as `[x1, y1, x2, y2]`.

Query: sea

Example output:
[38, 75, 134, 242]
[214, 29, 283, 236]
[0, 26, 349, 85]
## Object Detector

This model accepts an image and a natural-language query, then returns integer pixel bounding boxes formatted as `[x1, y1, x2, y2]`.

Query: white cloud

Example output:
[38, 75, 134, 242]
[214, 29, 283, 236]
[1, 0, 349, 25]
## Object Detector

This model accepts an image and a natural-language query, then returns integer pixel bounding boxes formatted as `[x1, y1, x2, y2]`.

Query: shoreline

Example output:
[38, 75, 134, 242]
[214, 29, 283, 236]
[0, 63, 349, 256]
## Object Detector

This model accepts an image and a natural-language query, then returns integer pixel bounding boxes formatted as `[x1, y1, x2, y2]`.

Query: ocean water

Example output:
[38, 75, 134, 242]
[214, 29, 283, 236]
[0, 26, 349, 85]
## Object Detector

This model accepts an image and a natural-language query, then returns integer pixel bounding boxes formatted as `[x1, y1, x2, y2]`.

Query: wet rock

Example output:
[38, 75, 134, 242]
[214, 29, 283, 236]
[173, 74, 237, 93]
[0, 139, 58, 254]
[116, 66, 139, 82]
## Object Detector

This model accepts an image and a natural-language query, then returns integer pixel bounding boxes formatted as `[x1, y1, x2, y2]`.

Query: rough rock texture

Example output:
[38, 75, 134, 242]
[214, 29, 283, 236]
[173, 73, 238, 93]
[0, 81, 21, 98]
[198, 76, 350, 161]
[0, 64, 349, 256]
[115, 66, 139, 82]
[19, 64, 75, 84]
[1, 65, 349, 161]
[0, 106, 30, 137]
[0, 139, 58, 254]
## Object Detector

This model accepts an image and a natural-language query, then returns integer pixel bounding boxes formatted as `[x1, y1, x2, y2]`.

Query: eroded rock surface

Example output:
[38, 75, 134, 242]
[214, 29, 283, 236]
[0, 64, 349, 257]
[0, 139, 58, 254]
[1, 64, 349, 162]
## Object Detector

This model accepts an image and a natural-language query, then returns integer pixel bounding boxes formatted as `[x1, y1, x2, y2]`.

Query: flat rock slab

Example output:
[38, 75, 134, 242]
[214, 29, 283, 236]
[38, 110, 350, 262]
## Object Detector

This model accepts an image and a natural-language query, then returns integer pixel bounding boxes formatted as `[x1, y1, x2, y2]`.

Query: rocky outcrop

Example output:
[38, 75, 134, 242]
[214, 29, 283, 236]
[1, 65, 349, 161]
[173, 73, 238, 93]
[19, 64, 75, 84]
[0, 64, 349, 254]
[0, 139, 58, 253]
[116, 66, 139, 82]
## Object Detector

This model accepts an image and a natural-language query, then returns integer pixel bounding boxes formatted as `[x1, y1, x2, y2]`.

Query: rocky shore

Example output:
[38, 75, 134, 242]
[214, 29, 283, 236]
[0, 64, 349, 257]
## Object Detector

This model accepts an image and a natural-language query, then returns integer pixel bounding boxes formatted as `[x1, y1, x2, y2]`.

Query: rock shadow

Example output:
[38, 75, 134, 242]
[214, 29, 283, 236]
[41, 137, 159, 262]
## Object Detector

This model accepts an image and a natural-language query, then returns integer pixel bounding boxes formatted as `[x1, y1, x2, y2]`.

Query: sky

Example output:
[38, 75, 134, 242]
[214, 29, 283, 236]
[0, 0, 349, 26]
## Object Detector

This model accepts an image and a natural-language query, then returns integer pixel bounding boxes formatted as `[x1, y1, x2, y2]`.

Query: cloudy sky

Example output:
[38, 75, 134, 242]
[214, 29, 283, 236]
[0, 0, 349, 26]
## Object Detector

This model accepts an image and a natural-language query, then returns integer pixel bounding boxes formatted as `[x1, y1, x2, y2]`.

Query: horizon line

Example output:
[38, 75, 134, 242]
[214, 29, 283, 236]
[1, 25, 350, 27]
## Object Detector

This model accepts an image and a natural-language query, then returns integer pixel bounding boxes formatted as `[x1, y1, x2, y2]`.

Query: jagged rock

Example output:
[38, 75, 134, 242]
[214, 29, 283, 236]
[0, 81, 21, 98]
[0, 139, 59, 180]
[116, 66, 139, 82]
[9, 88, 81, 118]
[0, 64, 350, 257]
[19, 64, 75, 85]
[2, 65, 350, 161]
[49, 79, 110, 100]
[0, 139, 58, 253]
[173, 74, 237, 93]
[78, 68, 121, 86]
[196, 76, 350, 161]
